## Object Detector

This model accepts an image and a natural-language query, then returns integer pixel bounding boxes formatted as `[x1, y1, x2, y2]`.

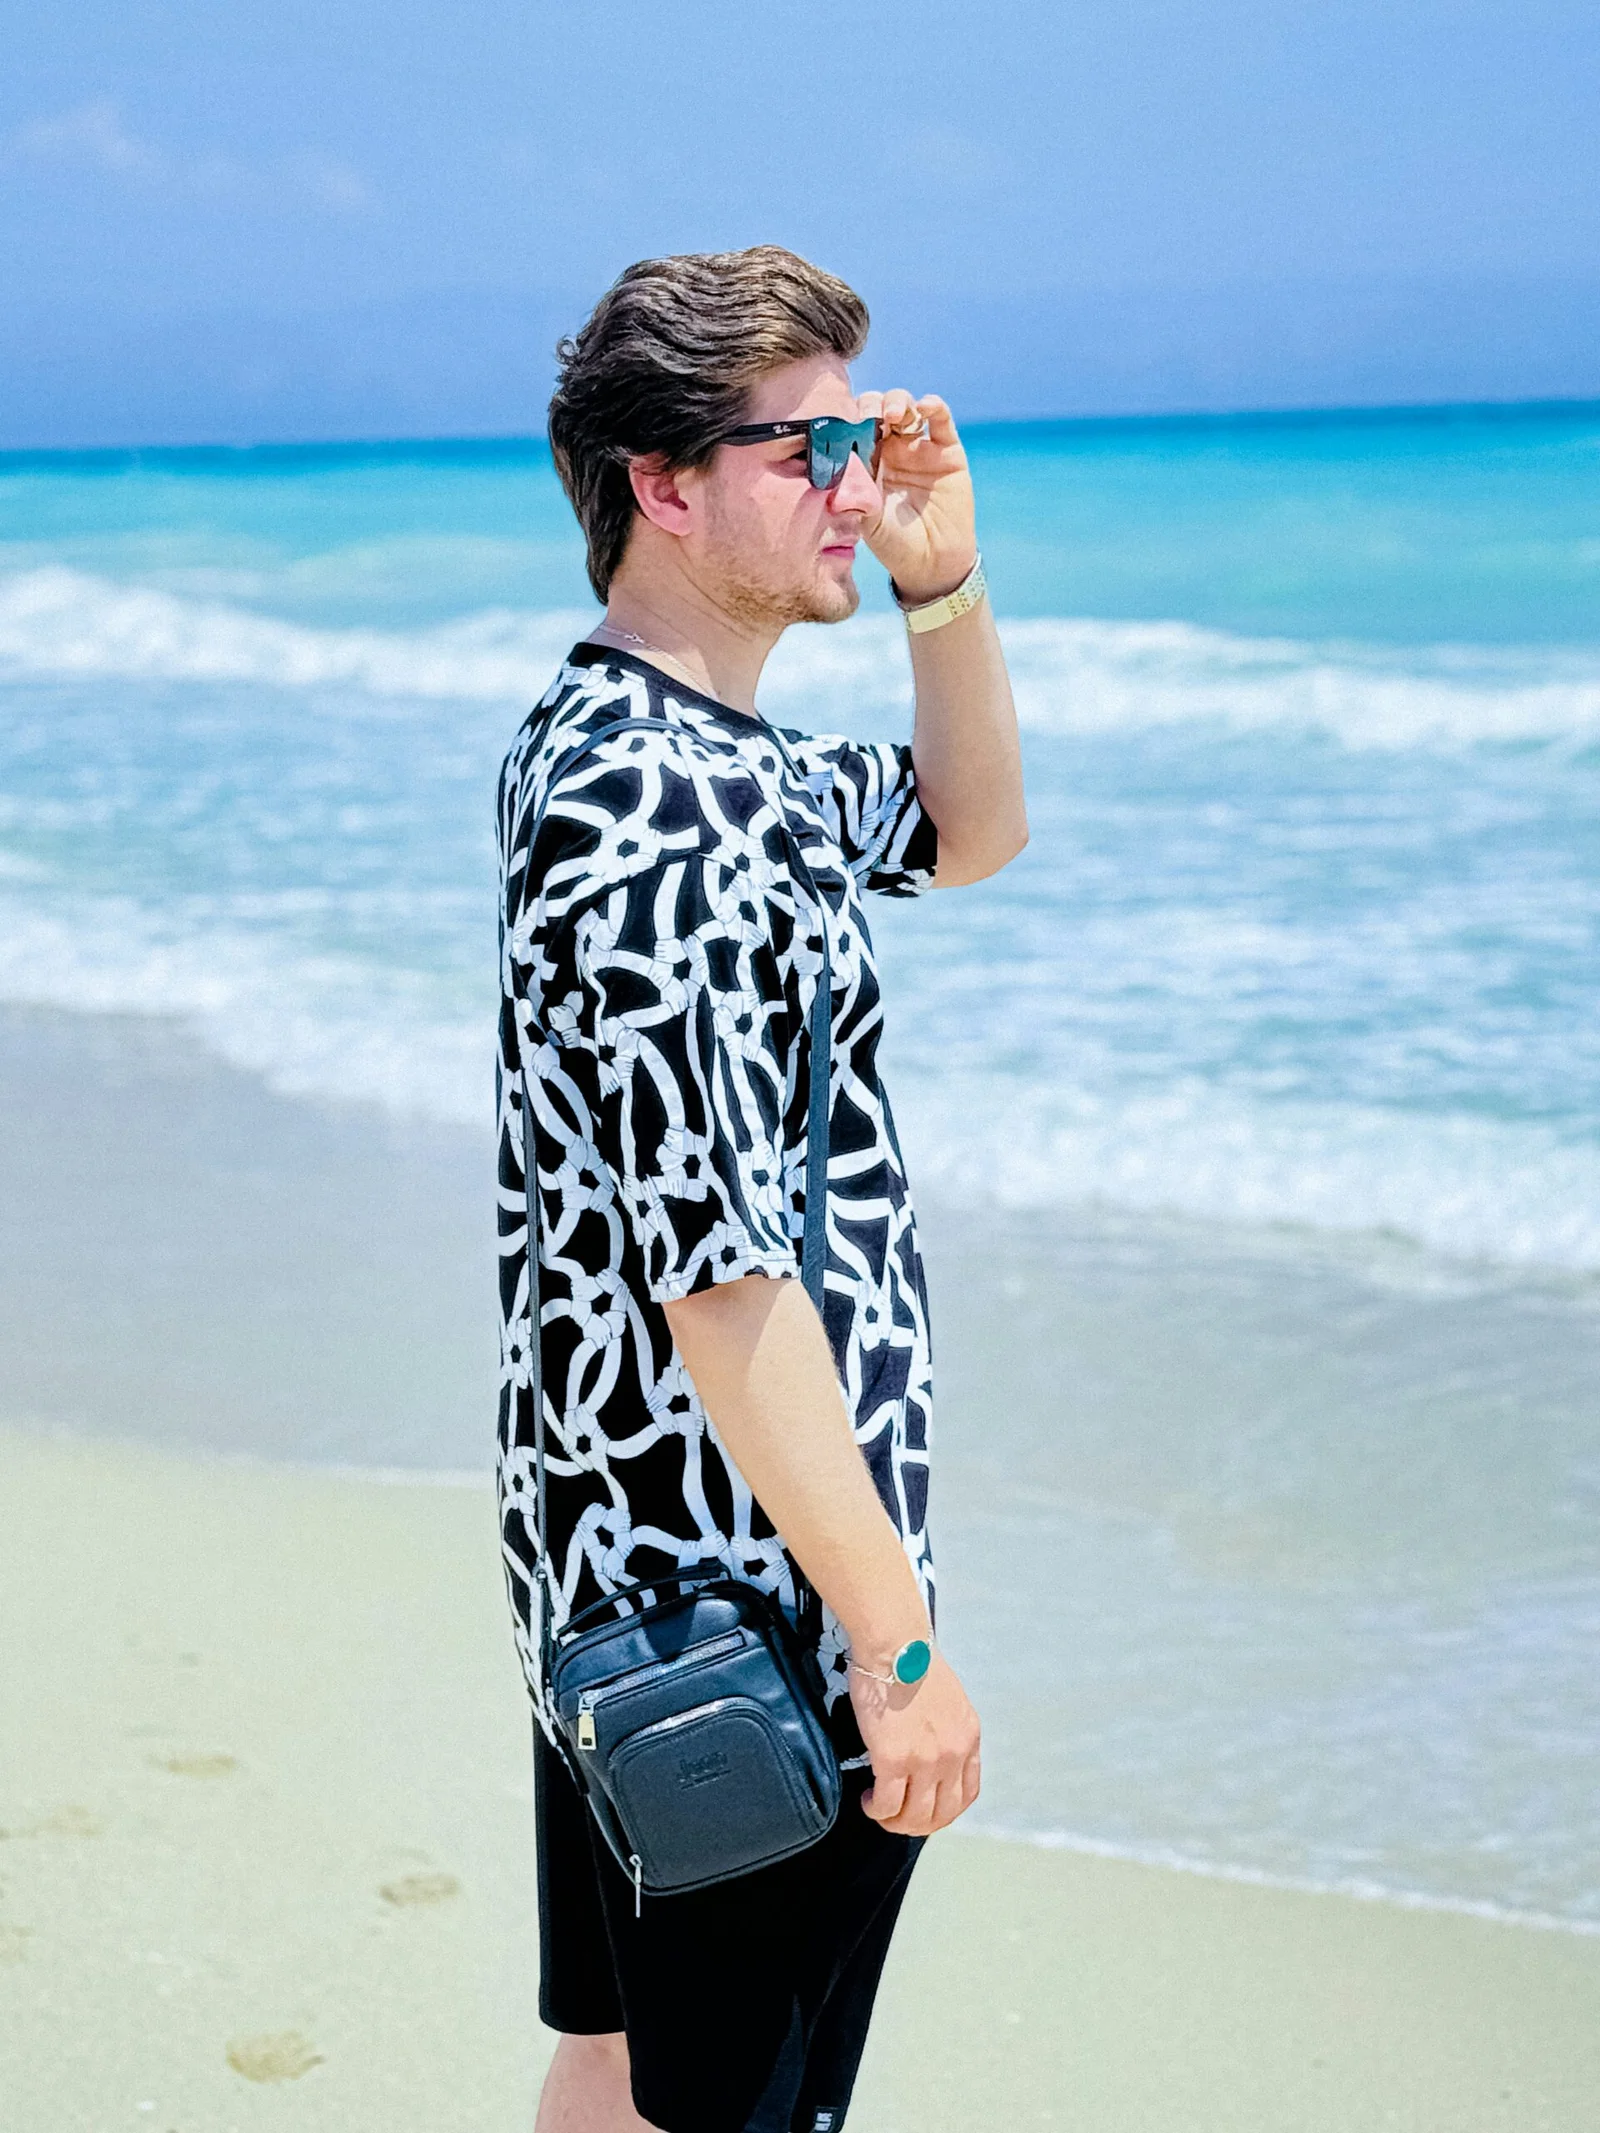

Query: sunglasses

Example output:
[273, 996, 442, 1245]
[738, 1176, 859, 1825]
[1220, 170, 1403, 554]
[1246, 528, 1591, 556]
[719, 414, 883, 490]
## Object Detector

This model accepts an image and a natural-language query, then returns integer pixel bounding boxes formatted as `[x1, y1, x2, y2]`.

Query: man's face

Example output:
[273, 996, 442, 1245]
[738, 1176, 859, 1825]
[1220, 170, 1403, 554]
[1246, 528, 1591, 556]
[684, 353, 882, 629]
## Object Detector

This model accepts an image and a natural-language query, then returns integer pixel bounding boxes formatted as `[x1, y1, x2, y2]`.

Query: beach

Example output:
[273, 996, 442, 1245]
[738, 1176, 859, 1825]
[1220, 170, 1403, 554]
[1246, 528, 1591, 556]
[6, 1420, 1600, 2133]
[4, 410, 1599, 2123]
[6, 999, 1597, 1925]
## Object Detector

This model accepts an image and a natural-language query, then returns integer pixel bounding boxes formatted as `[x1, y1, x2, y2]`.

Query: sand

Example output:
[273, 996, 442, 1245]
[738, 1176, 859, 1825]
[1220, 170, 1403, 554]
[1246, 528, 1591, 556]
[4, 1425, 1598, 2133]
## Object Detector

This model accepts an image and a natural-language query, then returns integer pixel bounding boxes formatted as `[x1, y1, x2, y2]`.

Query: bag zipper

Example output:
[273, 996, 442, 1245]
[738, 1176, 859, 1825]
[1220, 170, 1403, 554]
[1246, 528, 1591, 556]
[571, 1630, 746, 1751]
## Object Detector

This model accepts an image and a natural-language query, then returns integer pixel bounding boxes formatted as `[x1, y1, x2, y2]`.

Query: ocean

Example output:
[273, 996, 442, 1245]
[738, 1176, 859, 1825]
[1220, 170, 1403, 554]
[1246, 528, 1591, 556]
[1, 404, 1597, 1930]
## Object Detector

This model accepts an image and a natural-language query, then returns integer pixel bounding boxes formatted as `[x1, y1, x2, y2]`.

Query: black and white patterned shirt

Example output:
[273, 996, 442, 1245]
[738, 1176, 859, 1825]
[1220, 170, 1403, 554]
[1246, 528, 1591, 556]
[496, 645, 938, 1743]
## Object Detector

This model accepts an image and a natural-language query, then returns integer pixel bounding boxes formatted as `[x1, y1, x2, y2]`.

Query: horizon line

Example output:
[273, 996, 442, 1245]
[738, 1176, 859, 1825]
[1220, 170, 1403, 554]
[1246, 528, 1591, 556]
[4, 392, 1599, 469]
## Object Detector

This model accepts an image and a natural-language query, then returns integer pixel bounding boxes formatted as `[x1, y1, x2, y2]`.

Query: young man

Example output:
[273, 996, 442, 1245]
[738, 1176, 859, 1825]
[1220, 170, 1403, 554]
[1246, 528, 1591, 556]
[496, 246, 1026, 2133]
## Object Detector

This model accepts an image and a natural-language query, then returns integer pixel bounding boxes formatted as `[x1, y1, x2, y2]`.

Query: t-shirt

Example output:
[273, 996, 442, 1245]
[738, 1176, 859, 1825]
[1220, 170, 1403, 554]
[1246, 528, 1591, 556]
[495, 644, 938, 1746]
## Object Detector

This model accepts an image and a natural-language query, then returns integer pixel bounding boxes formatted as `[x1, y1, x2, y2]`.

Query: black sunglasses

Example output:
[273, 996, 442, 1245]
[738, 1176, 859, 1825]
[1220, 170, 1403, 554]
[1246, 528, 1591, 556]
[718, 414, 883, 490]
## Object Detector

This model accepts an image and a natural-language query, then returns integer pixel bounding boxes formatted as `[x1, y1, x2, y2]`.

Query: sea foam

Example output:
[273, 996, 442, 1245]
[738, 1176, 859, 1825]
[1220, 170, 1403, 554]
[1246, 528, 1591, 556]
[6, 566, 1600, 751]
[893, 1075, 1600, 1277]
[0, 899, 488, 1126]
[0, 566, 592, 704]
[2, 888, 1595, 1273]
[2, 566, 1597, 1273]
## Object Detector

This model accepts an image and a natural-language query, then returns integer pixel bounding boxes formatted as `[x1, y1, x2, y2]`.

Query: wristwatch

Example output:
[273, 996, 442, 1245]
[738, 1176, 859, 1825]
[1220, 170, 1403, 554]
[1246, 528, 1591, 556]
[849, 1636, 934, 1688]
[893, 553, 987, 635]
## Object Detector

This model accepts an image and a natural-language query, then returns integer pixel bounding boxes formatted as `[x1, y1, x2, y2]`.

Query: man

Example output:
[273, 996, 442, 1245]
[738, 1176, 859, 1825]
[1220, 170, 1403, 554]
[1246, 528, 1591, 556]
[496, 246, 1026, 2133]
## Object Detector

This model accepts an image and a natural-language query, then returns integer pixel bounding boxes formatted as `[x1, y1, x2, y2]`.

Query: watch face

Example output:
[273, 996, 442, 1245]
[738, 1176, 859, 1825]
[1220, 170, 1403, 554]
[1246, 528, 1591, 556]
[894, 1638, 933, 1686]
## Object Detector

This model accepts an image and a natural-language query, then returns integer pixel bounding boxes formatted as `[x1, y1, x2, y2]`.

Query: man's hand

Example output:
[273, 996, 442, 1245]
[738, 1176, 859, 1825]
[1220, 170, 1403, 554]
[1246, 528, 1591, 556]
[664, 1275, 983, 1841]
[857, 389, 978, 606]
[848, 1648, 981, 1837]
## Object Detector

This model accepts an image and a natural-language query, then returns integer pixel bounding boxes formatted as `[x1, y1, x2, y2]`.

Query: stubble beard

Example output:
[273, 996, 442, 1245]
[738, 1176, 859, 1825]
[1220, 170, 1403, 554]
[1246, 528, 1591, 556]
[701, 514, 861, 632]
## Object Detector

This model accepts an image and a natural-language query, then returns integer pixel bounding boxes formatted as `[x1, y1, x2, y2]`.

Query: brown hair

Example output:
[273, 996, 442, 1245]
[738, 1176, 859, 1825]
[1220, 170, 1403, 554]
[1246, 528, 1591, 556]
[547, 246, 870, 601]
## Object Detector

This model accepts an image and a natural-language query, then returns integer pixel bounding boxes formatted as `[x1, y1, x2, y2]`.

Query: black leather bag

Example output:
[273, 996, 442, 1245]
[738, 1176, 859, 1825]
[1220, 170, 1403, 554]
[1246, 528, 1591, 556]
[519, 712, 843, 1906]
[548, 1572, 841, 1902]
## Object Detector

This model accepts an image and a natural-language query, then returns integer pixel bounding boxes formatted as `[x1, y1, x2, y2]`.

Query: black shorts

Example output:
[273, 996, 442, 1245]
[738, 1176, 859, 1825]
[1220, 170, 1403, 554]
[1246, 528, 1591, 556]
[534, 1727, 923, 2133]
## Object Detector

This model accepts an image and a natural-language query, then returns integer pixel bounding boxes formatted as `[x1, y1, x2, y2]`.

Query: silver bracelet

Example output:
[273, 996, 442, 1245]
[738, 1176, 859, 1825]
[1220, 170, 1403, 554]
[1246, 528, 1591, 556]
[847, 1635, 934, 1687]
[893, 554, 987, 635]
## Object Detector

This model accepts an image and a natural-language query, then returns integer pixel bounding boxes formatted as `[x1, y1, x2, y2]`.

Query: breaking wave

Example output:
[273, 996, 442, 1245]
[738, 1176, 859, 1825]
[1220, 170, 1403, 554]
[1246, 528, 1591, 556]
[5, 566, 1600, 750]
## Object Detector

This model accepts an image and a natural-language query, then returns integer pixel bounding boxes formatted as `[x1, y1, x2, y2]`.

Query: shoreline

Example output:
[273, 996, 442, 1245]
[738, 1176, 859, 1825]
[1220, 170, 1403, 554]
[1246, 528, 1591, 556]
[971, 1821, 1600, 1942]
[5, 1424, 1600, 2132]
[20, 1409, 1600, 1949]
[4, 998, 1600, 1937]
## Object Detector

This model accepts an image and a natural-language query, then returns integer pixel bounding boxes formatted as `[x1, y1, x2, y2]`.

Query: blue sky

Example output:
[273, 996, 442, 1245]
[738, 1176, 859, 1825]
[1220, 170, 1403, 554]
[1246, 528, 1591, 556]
[3, 0, 1598, 445]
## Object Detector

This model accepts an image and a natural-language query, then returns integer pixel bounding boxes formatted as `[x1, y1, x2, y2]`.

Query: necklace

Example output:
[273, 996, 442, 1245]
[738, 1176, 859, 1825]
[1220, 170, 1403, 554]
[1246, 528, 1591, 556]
[590, 620, 702, 691]
[591, 621, 653, 651]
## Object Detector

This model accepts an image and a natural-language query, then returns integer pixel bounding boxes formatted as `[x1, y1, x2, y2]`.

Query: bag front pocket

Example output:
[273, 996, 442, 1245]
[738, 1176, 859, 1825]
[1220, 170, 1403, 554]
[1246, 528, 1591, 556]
[607, 1696, 830, 1891]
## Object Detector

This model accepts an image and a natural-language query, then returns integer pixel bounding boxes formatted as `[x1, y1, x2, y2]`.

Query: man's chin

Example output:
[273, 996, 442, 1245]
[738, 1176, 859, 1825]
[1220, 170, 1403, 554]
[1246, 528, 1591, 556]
[710, 555, 860, 630]
[803, 571, 861, 626]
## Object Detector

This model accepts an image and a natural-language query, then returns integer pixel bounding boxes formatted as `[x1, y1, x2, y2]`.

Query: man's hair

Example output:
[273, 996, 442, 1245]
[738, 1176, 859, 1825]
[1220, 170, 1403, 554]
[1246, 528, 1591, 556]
[548, 246, 870, 601]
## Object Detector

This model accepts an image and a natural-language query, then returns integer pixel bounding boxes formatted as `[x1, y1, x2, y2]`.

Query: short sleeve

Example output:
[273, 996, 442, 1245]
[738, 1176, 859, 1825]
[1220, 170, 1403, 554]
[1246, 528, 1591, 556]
[779, 731, 938, 898]
[529, 738, 804, 1306]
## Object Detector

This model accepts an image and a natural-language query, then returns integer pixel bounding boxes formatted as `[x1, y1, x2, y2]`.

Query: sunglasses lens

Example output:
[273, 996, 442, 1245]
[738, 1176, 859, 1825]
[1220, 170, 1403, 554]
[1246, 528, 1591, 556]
[808, 418, 878, 489]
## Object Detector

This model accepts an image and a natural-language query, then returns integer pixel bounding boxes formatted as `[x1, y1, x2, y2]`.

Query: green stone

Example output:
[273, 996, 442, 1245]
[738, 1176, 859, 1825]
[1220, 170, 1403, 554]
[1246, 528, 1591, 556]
[894, 1638, 932, 1686]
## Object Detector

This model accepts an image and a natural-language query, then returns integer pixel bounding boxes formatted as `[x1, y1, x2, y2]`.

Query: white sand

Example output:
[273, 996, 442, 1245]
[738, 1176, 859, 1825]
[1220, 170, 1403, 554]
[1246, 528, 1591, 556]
[3, 1427, 1598, 2132]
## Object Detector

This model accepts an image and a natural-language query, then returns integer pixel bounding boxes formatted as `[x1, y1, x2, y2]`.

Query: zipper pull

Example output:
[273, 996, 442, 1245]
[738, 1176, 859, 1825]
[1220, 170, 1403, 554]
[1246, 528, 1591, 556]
[630, 1854, 643, 1919]
[577, 1694, 597, 1751]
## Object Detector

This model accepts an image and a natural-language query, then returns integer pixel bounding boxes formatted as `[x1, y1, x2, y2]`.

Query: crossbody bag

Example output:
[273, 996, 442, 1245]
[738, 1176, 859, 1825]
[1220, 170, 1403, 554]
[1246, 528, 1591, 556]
[518, 710, 843, 1910]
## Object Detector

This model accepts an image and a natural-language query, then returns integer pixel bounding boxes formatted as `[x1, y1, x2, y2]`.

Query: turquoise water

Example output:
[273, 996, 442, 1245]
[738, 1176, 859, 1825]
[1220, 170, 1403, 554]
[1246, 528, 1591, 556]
[6, 400, 1599, 638]
[2, 405, 1597, 1923]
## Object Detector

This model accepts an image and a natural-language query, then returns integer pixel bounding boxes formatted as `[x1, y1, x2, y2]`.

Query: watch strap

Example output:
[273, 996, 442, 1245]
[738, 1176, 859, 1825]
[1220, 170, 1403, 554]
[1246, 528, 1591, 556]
[895, 554, 987, 634]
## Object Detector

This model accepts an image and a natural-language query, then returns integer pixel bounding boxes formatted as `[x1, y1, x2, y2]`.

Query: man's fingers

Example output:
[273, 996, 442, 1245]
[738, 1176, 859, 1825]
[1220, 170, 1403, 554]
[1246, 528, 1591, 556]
[857, 390, 955, 448]
[917, 394, 957, 444]
[897, 1769, 941, 1834]
[861, 1770, 907, 1824]
[868, 1764, 936, 1835]
[897, 1751, 981, 1836]
[935, 1774, 968, 1831]
[873, 1757, 977, 1837]
[872, 1767, 932, 1833]
[864, 388, 927, 440]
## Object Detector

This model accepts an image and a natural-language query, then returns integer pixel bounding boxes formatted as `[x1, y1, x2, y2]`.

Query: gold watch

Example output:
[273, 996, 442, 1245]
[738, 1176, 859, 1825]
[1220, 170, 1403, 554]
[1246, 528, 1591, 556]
[893, 554, 987, 634]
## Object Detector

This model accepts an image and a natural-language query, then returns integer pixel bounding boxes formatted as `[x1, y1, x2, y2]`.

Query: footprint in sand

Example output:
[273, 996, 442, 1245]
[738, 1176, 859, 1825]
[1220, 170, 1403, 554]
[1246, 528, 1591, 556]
[379, 1871, 461, 1907]
[153, 1752, 239, 1779]
[0, 1805, 105, 1840]
[226, 2031, 323, 2083]
[37, 1804, 105, 1836]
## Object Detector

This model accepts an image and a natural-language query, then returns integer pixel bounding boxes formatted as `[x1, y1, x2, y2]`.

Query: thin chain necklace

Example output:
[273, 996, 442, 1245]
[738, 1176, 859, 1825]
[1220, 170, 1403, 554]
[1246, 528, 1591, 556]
[589, 620, 711, 697]
[591, 620, 663, 655]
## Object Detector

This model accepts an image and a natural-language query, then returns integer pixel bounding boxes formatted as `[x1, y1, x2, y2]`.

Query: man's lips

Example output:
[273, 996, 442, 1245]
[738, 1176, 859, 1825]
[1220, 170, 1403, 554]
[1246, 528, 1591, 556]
[820, 540, 858, 560]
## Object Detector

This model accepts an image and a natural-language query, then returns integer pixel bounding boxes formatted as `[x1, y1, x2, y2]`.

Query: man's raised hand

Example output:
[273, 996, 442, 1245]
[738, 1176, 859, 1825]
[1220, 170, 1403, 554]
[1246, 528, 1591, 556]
[856, 389, 978, 607]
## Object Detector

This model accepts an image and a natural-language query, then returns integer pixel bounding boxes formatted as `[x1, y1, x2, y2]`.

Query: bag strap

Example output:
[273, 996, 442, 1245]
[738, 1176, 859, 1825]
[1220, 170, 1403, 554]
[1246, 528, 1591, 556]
[517, 709, 833, 1674]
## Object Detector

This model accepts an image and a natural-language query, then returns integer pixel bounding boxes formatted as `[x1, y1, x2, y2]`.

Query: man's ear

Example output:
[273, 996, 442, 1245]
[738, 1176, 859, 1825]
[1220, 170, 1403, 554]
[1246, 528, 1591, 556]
[628, 453, 695, 539]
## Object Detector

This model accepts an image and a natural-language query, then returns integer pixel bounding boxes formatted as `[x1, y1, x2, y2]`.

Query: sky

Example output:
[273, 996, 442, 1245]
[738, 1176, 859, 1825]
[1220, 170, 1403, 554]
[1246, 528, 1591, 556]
[3, 0, 1598, 446]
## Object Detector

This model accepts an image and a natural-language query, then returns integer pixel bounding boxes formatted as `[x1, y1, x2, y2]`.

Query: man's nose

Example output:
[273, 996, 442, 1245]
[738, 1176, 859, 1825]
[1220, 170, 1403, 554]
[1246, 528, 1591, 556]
[828, 447, 881, 516]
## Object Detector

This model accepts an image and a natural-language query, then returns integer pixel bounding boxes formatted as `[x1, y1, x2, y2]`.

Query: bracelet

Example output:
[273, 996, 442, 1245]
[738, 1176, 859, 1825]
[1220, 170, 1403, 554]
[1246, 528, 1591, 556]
[848, 1635, 934, 1687]
[893, 554, 986, 635]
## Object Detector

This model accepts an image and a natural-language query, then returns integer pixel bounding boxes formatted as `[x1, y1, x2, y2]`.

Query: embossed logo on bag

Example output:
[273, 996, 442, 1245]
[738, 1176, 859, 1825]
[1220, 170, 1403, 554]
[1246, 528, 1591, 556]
[676, 1746, 731, 1788]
